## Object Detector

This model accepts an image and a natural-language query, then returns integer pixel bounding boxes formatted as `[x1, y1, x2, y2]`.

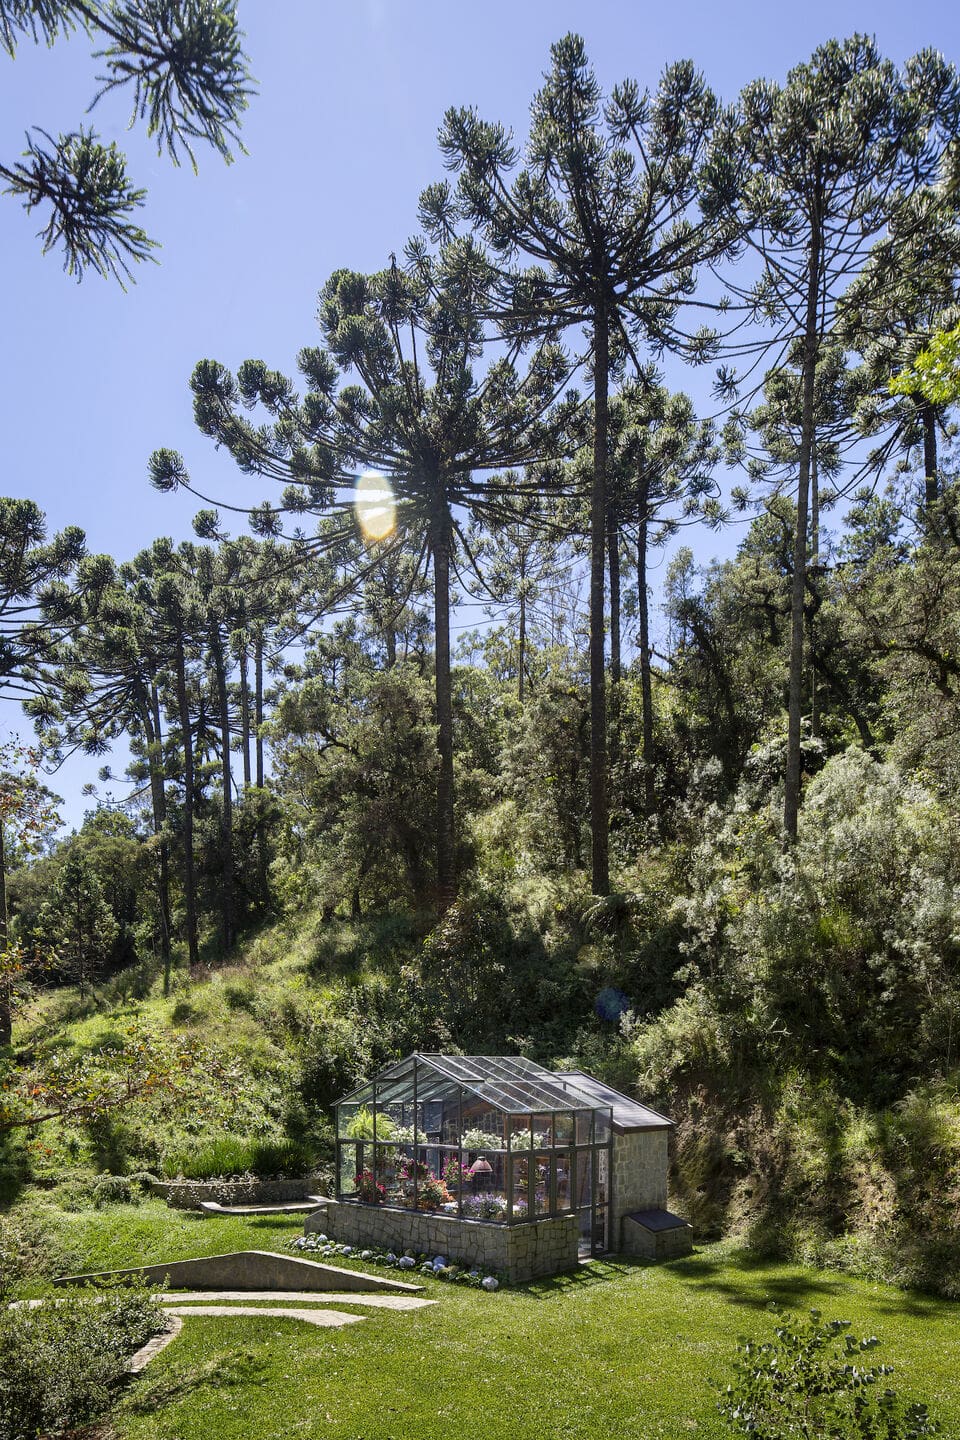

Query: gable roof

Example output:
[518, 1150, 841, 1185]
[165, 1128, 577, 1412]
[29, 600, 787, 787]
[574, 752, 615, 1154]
[553, 1070, 673, 1132]
[335, 1052, 607, 1116]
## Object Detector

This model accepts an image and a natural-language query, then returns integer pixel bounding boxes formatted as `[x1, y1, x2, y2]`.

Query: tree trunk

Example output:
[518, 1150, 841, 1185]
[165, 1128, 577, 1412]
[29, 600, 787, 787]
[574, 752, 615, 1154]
[140, 681, 172, 995]
[590, 305, 610, 894]
[239, 641, 252, 789]
[518, 583, 526, 706]
[0, 822, 10, 1047]
[254, 631, 268, 903]
[175, 636, 199, 969]
[210, 628, 234, 954]
[608, 508, 621, 771]
[810, 449, 820, 741]
[431, 505, 457, 913]
[608, 513, 621, 686]
[784, 214, 822, 843]
[922, 399, 939, 513]
[637, 464, 655, 817]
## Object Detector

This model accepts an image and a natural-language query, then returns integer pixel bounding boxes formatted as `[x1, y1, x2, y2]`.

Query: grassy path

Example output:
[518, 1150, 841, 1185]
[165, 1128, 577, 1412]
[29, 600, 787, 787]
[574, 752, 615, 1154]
[22, 1202, 960, 1439]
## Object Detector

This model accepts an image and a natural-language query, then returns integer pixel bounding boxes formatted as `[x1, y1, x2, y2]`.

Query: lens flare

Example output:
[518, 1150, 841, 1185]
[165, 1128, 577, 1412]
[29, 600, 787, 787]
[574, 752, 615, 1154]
[354, 470, 395, 542]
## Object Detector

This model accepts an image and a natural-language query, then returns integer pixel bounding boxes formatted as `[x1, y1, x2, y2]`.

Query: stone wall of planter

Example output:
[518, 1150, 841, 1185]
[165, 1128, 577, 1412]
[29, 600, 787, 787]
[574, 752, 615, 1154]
[609, 1129, 669, 1249]
[152, 1176, 324, 1210]
[309, 1200, 579, 1283]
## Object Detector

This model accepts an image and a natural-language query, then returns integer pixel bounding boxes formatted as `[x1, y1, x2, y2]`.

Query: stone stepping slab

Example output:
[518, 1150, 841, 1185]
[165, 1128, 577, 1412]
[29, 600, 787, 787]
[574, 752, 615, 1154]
[198, 1197, 328, 1216]
[156, 1290, 434, 1310]
[163, 1304, 364, 1329]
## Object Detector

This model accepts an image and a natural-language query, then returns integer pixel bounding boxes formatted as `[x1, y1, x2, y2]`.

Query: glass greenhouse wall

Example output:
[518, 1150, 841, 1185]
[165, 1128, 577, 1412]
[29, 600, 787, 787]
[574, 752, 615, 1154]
[334, 1054, 613, 1253]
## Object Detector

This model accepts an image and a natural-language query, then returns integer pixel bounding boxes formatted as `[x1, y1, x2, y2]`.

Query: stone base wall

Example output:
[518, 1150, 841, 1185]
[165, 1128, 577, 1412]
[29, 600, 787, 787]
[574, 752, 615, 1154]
[313, 1200, 579, 1283]
[152, 1176, 323, 1211]
[621, 1215, 693, 1261]
[610, 1130, 669, 1250]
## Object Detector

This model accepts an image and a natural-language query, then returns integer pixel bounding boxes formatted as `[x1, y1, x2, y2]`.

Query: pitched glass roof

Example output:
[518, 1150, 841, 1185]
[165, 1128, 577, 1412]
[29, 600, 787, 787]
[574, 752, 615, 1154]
[553, 1070, 673, 1131]
[335, 1052, 608, 1114]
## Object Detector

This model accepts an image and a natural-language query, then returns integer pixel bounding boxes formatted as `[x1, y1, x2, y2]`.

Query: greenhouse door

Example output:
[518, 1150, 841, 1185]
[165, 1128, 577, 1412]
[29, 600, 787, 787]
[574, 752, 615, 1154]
[574, 1148, 610, 1255]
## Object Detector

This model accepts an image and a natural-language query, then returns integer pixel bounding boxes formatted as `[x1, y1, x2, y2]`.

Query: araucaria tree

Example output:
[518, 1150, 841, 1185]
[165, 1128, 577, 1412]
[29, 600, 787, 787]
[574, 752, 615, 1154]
[152, 243, 574, 912]
[438, 34, 736, 893]
[719, 37, 960, 841]
[1, 0, 253, 280]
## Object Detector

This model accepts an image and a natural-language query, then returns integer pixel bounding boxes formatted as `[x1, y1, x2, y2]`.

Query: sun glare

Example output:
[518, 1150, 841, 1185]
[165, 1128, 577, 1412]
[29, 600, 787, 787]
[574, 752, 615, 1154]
[354, 470, 396, 543]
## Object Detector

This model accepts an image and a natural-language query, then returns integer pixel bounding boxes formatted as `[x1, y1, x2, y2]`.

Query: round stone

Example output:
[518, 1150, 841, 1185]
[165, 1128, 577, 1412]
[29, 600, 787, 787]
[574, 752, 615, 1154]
[482, 1276, 499, 1292]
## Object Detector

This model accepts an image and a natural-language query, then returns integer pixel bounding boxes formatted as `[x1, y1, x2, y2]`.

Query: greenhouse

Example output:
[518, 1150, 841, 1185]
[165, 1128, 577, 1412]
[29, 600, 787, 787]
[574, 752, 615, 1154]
[333, 1052, 615, 1254]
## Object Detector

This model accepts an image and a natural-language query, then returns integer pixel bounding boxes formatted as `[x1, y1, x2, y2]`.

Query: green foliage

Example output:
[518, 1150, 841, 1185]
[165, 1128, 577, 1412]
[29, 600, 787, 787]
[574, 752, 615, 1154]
[0, 1202, 77, 1301]
[1, 0, 254, 280]
[0, 1283, 163, 1440]
[271, 650, 438, 914]
[890, 323, 960, 406]
[718, 1308, 939, 1438]
[160, 1135, 315, 1180]
[37, 850, 118, 996]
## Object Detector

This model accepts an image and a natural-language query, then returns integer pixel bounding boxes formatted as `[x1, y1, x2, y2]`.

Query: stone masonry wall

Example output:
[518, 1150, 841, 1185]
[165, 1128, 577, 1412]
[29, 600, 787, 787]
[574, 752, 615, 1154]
[621, 1214, 692, 1261]
[610, 1130, 669, 1251]
[153, 1176, 322, 1210]
[312, 1200, 579, 1283]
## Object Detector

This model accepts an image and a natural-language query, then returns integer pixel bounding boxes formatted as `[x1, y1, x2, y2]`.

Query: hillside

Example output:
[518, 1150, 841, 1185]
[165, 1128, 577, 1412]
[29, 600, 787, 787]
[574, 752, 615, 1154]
[5, 844, 960, 1303]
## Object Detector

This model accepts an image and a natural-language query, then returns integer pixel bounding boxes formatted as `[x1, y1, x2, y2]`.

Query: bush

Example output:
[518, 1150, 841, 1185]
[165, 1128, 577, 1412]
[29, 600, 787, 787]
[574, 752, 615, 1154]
[160, 1135, 315, 1180]
[717, 1307, 940, 1438]
[0, 1206, 78, 1301]
[0, 1285, 164, 1440]
[92, 1174, 139, 1207]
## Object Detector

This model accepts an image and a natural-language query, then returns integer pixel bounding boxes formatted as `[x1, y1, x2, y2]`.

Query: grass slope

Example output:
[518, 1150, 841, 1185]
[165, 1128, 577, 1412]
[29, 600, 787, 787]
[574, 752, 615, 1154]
[23, 1205, 960, 1440]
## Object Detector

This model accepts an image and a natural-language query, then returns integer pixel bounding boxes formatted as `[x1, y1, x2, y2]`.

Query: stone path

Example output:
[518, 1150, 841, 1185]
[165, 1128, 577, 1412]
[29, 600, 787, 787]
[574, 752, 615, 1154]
[163, 1304, 364, 1328]
[157, 1290, 434, 1310]
[13, 1286, 436, 1372]
[129, 1316, 183, 1373]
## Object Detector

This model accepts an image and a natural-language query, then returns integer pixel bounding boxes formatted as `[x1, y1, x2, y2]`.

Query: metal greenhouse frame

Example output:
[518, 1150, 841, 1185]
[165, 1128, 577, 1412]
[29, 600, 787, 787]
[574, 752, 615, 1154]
[334, 1053, 614, 1253]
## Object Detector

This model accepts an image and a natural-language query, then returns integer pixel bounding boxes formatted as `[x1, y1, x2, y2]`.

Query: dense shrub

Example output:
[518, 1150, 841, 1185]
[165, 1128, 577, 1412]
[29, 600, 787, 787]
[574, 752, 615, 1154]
[160, 1135, 316, 1180]
[0, 1205, 78, 1300]
[92, 1174, 139, 1207]
[717, 1308, 940, 1438]
[0, 1286, 163, 1440]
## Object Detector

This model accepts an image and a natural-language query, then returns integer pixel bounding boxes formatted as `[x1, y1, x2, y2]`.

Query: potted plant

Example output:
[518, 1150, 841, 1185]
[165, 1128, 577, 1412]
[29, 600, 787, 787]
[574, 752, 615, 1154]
[355, 1169, 386, 1205]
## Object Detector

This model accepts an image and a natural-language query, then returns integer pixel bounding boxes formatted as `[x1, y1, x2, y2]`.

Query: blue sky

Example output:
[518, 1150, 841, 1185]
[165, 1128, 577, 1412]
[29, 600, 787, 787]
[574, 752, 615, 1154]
[2, 0, 958, 826]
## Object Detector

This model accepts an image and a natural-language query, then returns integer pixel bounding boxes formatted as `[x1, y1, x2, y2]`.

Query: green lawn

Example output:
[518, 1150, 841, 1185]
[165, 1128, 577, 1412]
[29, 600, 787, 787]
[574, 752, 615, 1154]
[26, 1201, 960, 1440]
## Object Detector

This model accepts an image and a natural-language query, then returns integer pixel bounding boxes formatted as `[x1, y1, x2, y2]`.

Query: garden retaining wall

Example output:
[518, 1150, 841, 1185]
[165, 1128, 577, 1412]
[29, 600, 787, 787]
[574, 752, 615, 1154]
[151, 1176, 323, 1211]
[308, 1200, 579, 1283]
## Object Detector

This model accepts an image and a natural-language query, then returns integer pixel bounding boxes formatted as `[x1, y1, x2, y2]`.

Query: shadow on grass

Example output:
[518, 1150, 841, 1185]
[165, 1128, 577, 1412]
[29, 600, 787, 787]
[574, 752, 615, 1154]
[123, 1346, 268, 1414]
[519, 1258, 634, 1299]
[665, 1247, 849, 1311]
[667, 1247, 960, 1324]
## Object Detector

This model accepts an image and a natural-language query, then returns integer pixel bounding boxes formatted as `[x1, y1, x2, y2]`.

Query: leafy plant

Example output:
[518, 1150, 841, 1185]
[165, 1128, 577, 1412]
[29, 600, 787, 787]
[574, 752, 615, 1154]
[0, 1283, 164, 1439]
[717, 1307, 940, 1438]
[460, 1128, 503, 1151]
[344, 1106, 396, 1141]
[161, 1136, 315, 1180]
[355, 1169, 386, 1204]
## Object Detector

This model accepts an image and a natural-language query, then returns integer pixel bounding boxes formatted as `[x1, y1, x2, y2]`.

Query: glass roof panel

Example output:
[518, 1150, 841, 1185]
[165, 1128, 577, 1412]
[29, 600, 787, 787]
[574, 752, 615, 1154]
[336, 1054, 607, 1114]
[416, 1055, 601, 1113]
